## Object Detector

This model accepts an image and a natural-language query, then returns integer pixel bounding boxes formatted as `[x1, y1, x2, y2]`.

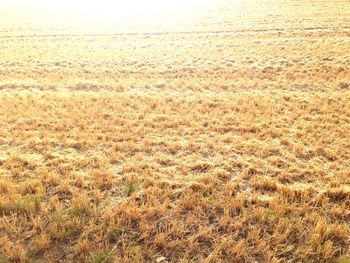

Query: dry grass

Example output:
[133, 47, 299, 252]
[1, 0, 350, 262]
[0, 90, 349, 262]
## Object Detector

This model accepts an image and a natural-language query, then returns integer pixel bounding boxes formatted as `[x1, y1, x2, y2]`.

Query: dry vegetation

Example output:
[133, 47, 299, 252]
[1, 0, 350, 262]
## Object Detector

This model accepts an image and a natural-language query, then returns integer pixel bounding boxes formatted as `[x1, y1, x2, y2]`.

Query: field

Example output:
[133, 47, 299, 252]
[1, 0, 350, 262]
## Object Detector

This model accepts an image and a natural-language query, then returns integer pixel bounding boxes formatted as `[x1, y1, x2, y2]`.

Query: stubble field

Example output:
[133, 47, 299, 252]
[0, 0, 350, 262]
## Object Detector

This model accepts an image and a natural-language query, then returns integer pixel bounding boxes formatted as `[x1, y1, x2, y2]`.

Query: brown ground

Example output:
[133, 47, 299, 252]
[0, 0, 350, 262]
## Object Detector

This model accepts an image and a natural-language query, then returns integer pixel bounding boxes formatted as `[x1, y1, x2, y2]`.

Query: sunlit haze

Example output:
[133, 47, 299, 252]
[0, 0, 222, 32]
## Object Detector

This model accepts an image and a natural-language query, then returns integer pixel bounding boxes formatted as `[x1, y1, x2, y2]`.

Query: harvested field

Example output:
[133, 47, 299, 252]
[0, 0, 350, 262]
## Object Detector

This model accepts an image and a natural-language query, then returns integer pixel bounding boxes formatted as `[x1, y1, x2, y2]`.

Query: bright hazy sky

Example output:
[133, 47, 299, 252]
[0, 0, 222, 31]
